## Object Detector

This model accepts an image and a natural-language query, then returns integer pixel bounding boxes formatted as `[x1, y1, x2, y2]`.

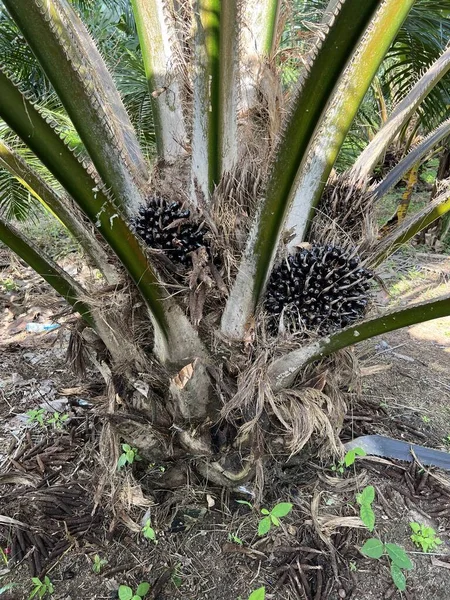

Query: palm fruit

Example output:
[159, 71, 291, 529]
[133, 196, 207, 266]
[265, 245, 372, 333]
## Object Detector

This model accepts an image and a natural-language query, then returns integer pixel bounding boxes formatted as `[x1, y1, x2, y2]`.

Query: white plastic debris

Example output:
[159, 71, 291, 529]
[26, 322, 60, 333]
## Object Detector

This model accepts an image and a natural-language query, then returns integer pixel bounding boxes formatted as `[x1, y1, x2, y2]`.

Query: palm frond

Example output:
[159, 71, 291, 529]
[0, 168, 39, 221]
[350, 45, 450, 181]
[269, 285, 450, 390]
[222, 0, 411, 339]
[385, 0, 450, 130]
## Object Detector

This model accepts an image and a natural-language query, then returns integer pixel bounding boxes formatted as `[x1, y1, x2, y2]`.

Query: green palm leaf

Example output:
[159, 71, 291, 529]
[0, 169, 38, 221]
[3, 0, 148, 215]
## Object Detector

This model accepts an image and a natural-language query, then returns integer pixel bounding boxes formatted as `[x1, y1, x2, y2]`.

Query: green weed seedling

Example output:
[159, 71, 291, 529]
[0, 278, 18, 292]
[248, 587, 265, 600]
[171, 563, 182, 588]
[236, 500, 253, 509]
[331, 447, 366, 474]
[118, 582, 150, 600]
[228, 532, 243, 545]
[258, 502, 293, 536]
[92, 554, 107, 574]
[27, 409, 46, 427]
[46, 412, 69, 429]
[410, 522, 442, 553]
[117, 444, 141, 470]
[356, 485, 376, 532]
[361, 539, 413, 591]
[0, 583, 18, 596]
[142, 519, 157, 543]
[28, 576, 54, 599]
[147, 463, 165, 474]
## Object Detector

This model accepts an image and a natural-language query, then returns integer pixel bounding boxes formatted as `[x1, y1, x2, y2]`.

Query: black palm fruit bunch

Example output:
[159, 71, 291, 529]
[265, 244, 372, 333]
[133, 196, 209, 266]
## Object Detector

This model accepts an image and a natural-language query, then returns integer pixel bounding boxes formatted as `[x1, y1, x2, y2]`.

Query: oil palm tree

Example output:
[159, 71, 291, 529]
[1, 0, 450, 488]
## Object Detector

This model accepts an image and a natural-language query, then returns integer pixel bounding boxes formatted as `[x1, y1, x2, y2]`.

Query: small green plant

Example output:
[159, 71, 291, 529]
[349, 560, 357, 572]
[0, 277, 18, 292]
[0, 547, 8, 565]
[27, 408, 46, 427]
[0, 582, 18, 596]
[361, 540, 413, 591]
[117, 444, 141, 470]
[228, 532, 243, 545]
[443, 434, 450, 447]
[236, 500, 253, 509]
[248, 587, 265, 600]
[356, 485, 376, 532]
[409, 522, 442, 553]
[331, 447, 366, 474]
[142, 519, 157, 543]
[118, 582, 150, 600]
[92, 554, 107, 574]
[258, 502, 293, 536]
[28, 576, 54, 599]
[147, 463, 166, 473]
[46, 412, 70, 429]
[171, 563, 182, 589]
[330, 462, 345, 474]
[421, 415, 430, 423]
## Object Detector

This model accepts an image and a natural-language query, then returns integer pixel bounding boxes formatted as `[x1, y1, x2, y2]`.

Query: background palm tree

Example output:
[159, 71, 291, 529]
[1, 0, 450, 489]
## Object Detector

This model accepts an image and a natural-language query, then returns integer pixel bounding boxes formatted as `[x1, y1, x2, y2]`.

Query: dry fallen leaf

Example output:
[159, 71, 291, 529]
[431, 557, 450, 570]
[206, 494, 215, 508]
[172, 362, 195, 389]
[118, 510, 141, 533]
[243, 317, 256, 348]
[360, 364, 392, 376]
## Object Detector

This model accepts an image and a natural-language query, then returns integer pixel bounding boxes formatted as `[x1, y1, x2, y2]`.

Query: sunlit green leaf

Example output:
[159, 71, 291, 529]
[360, 538, 384, 559]
[248, 587, 265, 600]
[270, 515, 280, 527]
[390, 563, 406, 591]
[118, 585, 133, 600]
[360, 505, 375, 532]
[358, 486, 375, 506]
[258, 517, 271, 537]
[136, 582, 150, 596]
[385, 544, 413, 570]
[270, 503, 293, 518]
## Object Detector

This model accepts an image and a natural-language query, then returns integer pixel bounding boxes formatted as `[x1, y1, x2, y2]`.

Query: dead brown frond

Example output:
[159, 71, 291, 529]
[221, 343, 351, 463]
[273, 387, 343, 458]
[147, 158, 192, 204]
[308, 492, 365, 544]
[317, 470, 369, 492]
[117, 473, 154, 510]
[221, 350, 270, 435]
[211, 162, 263, 258]
[66, 322, 88, 376]
[76, 282, 155, 373]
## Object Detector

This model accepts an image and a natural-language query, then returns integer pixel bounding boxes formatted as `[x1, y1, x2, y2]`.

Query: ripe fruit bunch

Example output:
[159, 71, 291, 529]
[265, 245, 372, 333]
[134, 197, 207, 266]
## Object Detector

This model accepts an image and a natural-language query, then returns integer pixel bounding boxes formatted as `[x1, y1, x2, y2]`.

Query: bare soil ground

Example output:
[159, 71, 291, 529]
[1, 246, 450, 600]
